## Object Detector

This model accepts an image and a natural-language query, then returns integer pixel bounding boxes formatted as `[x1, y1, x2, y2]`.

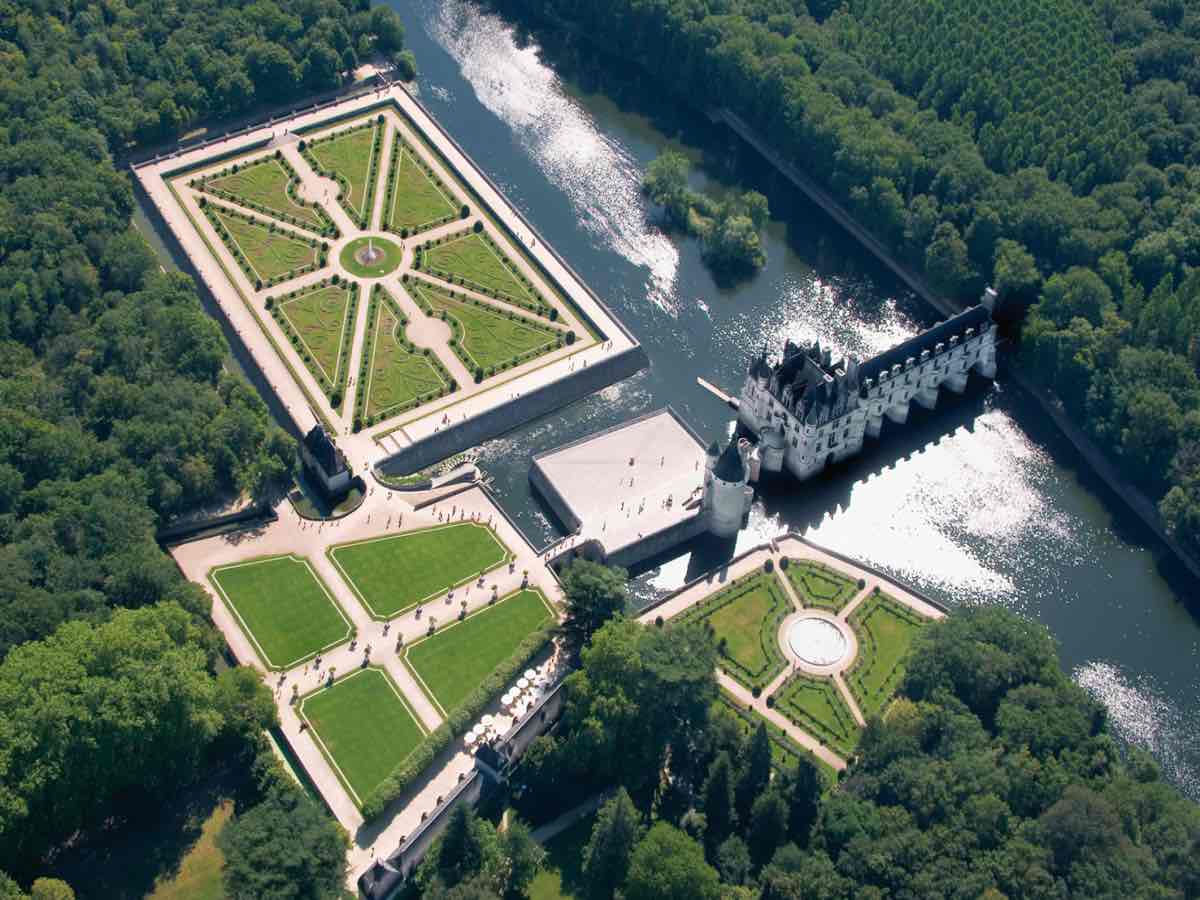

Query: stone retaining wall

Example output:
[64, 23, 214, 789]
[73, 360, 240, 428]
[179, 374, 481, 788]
[375, 346, 649, 476]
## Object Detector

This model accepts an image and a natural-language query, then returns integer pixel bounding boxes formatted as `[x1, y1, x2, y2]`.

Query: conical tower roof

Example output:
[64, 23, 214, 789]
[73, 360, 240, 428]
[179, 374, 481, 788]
[713, 440, 745, 482]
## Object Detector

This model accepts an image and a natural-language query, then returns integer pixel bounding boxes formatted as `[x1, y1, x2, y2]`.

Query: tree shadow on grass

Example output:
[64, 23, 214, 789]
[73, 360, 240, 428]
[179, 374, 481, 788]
[40, 767, 253, 900]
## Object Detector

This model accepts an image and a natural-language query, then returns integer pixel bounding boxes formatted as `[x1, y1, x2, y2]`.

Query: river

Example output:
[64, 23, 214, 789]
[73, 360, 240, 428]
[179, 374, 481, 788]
[361, 0, 1200, 795]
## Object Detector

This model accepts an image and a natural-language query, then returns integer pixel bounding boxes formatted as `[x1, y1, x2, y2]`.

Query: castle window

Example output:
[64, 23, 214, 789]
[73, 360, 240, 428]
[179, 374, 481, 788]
[792, 438, 797, 448]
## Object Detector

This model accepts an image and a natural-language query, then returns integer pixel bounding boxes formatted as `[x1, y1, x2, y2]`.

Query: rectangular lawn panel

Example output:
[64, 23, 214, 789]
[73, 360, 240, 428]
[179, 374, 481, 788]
[209, 555, 352, 670]
[388, 142, 458, 233]
[412, 281, 559, 374]
[423, 231, 546, 314]
[305, 122, 380, 222]
[786, 560, 859, 613]
[329, 521, 511, 618]
[677, 572, 791, 691]
[846, 592, 927, 719]
[279, 284, 354, 385]
[365, 293, 451, 419]
[205, 157, 330, 232]
[404, 588, 554, 714]
[772, 674, 860, 759]
[299, 667, 426, 806]
[210, 206, 318, 282]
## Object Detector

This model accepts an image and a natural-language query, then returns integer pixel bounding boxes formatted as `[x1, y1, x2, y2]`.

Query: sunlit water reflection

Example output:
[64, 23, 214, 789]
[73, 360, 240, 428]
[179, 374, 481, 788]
[390, 0, 1199, 797]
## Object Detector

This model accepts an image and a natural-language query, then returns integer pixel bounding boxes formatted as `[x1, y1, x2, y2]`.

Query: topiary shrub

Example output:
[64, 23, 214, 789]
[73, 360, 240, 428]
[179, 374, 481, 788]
[779, 556, 790, 570]
[858, 578, 866, 590]
[764, 558, 774, 573]
[565, 331, 576, 345]
[460, 204, 469, 218]
[751, 685, 762, 699]
[472, 220, 483, 234]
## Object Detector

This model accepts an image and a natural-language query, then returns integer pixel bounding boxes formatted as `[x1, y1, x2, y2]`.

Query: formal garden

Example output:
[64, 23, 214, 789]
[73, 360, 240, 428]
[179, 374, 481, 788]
[301, 117, 383, 227]
[785, 559, 860, 613]
[203, 202, 323, 288]
[409, 279, 564, 381]
[403, 587, 556, 716]
[384, 139, 462, 235]
[172, 101, 602, 445]
[845, 589, 927, 719]
[677, 571, 791, 694]
[298, 667, 427, 807]
[420, 229, 553, 319]
[360, 286, 455, 422]
[269, 280, 356, 401]
[328, 521, 512, 619]
[198, 154, 336, 235]
[770, 673, 860, 758]
[208, 554, 354, 670]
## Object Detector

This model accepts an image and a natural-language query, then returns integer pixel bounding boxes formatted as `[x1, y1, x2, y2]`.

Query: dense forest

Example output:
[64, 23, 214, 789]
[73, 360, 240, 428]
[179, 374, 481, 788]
[0, 0, 409, 892]
[418, 562, 1200, 899]
[506, 0, 1200, 556]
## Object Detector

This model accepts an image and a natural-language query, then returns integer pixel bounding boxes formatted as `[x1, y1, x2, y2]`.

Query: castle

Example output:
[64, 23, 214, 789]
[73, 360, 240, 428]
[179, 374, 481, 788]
[737, 289, 999, 482]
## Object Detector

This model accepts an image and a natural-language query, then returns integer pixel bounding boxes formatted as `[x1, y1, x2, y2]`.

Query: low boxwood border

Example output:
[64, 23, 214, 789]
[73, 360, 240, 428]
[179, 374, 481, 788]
[192, 151, 339, 238]
[356, 283, 457, 428]
[383, 136, 463, 237]
[846, 590, 927, 716]
[770, 672, 859, 759]
[300, 116, 383, 229]
[202, 199, 323, 289]
[678, 571, 790, 692]
[267, 278, 356, 404]
[785, 560, 859, 613]
[417, 228, 555, 320]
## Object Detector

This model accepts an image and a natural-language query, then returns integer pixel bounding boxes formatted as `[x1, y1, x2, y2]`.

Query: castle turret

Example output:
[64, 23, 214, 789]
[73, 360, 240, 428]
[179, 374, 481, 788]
[705, 439, 752, 538]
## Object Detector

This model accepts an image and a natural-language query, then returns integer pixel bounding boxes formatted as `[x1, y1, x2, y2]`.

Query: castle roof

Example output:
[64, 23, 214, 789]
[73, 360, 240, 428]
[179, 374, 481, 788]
[713, 441, 745, 482]
[749, 351, 771, 380]
[707, 439, 721, 457]
[859, 305, 991, 384]
[303, 424, 348, 477]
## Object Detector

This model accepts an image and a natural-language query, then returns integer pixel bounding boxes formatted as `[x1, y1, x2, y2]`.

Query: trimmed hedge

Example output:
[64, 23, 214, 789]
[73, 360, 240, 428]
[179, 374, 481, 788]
[195, 154, 339, 238]
[360, 622, 554, 819]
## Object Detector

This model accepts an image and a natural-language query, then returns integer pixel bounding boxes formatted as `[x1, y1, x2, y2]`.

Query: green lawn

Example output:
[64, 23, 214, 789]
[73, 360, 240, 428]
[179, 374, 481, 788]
[388, 143, 458, 233]
[299, 667, 426, 806]
[278, 284, 353, 385]
[306, 124, 379, 221]
[340, 236, 403, 278]
[145, 799, 232, 900]
[772, 674, 860, 759]
[847, 592, 927, 719]
[404, 588, 554, 714]
[211, 207, 318, 282]
[679, 572, 791, 691]
[206, 157, 328, 232]
[785, 560, 860, 613]
[527, 811, 596, 900]
[412, 281, 559, 374]
[209, 555, 353, 670]
[424, 231, 540, 309]
[329, 521, 511, 619]
[364, 297, 450, 419]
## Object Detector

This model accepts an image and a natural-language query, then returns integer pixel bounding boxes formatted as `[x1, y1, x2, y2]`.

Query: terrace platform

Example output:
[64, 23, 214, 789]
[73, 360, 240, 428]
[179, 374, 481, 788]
[530, 408, 712, 569]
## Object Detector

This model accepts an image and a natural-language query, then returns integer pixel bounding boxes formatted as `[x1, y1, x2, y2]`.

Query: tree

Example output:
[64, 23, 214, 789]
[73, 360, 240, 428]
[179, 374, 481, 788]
[702, 752, 735, 852]
[428, 805, 502, 890]
[582, 788, 644, 900]
[748, 790, 789, 868]
[643, 151, 691, 224]
[925, 222, 974, 295]
[560, 560, 629, 653]
[501, 818, 544, 896]
[219, 787, 348, 900]
[715, 835, 752, 885]
[29, 882, 73, 900]
[786, 756, 824, 846]
[735, 723, 771, 823]
[993, 238, 1041, 302]
[624, 823, 720, 900]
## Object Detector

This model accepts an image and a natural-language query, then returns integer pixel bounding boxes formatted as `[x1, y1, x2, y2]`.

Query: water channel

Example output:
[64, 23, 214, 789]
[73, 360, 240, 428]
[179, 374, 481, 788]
[367, 0, 1200, 796]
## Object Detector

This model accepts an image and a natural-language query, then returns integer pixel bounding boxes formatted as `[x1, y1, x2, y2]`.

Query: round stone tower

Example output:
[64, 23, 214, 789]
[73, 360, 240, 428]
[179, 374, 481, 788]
[705, 439, 751, 538]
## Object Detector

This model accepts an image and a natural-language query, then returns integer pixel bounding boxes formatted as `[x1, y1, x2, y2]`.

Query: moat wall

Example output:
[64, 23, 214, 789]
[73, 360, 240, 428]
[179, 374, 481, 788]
[375, 345, 650, 477]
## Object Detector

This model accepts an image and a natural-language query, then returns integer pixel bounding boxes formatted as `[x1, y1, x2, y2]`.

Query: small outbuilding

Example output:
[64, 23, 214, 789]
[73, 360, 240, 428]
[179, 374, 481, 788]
[300, 424, 352, 502]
